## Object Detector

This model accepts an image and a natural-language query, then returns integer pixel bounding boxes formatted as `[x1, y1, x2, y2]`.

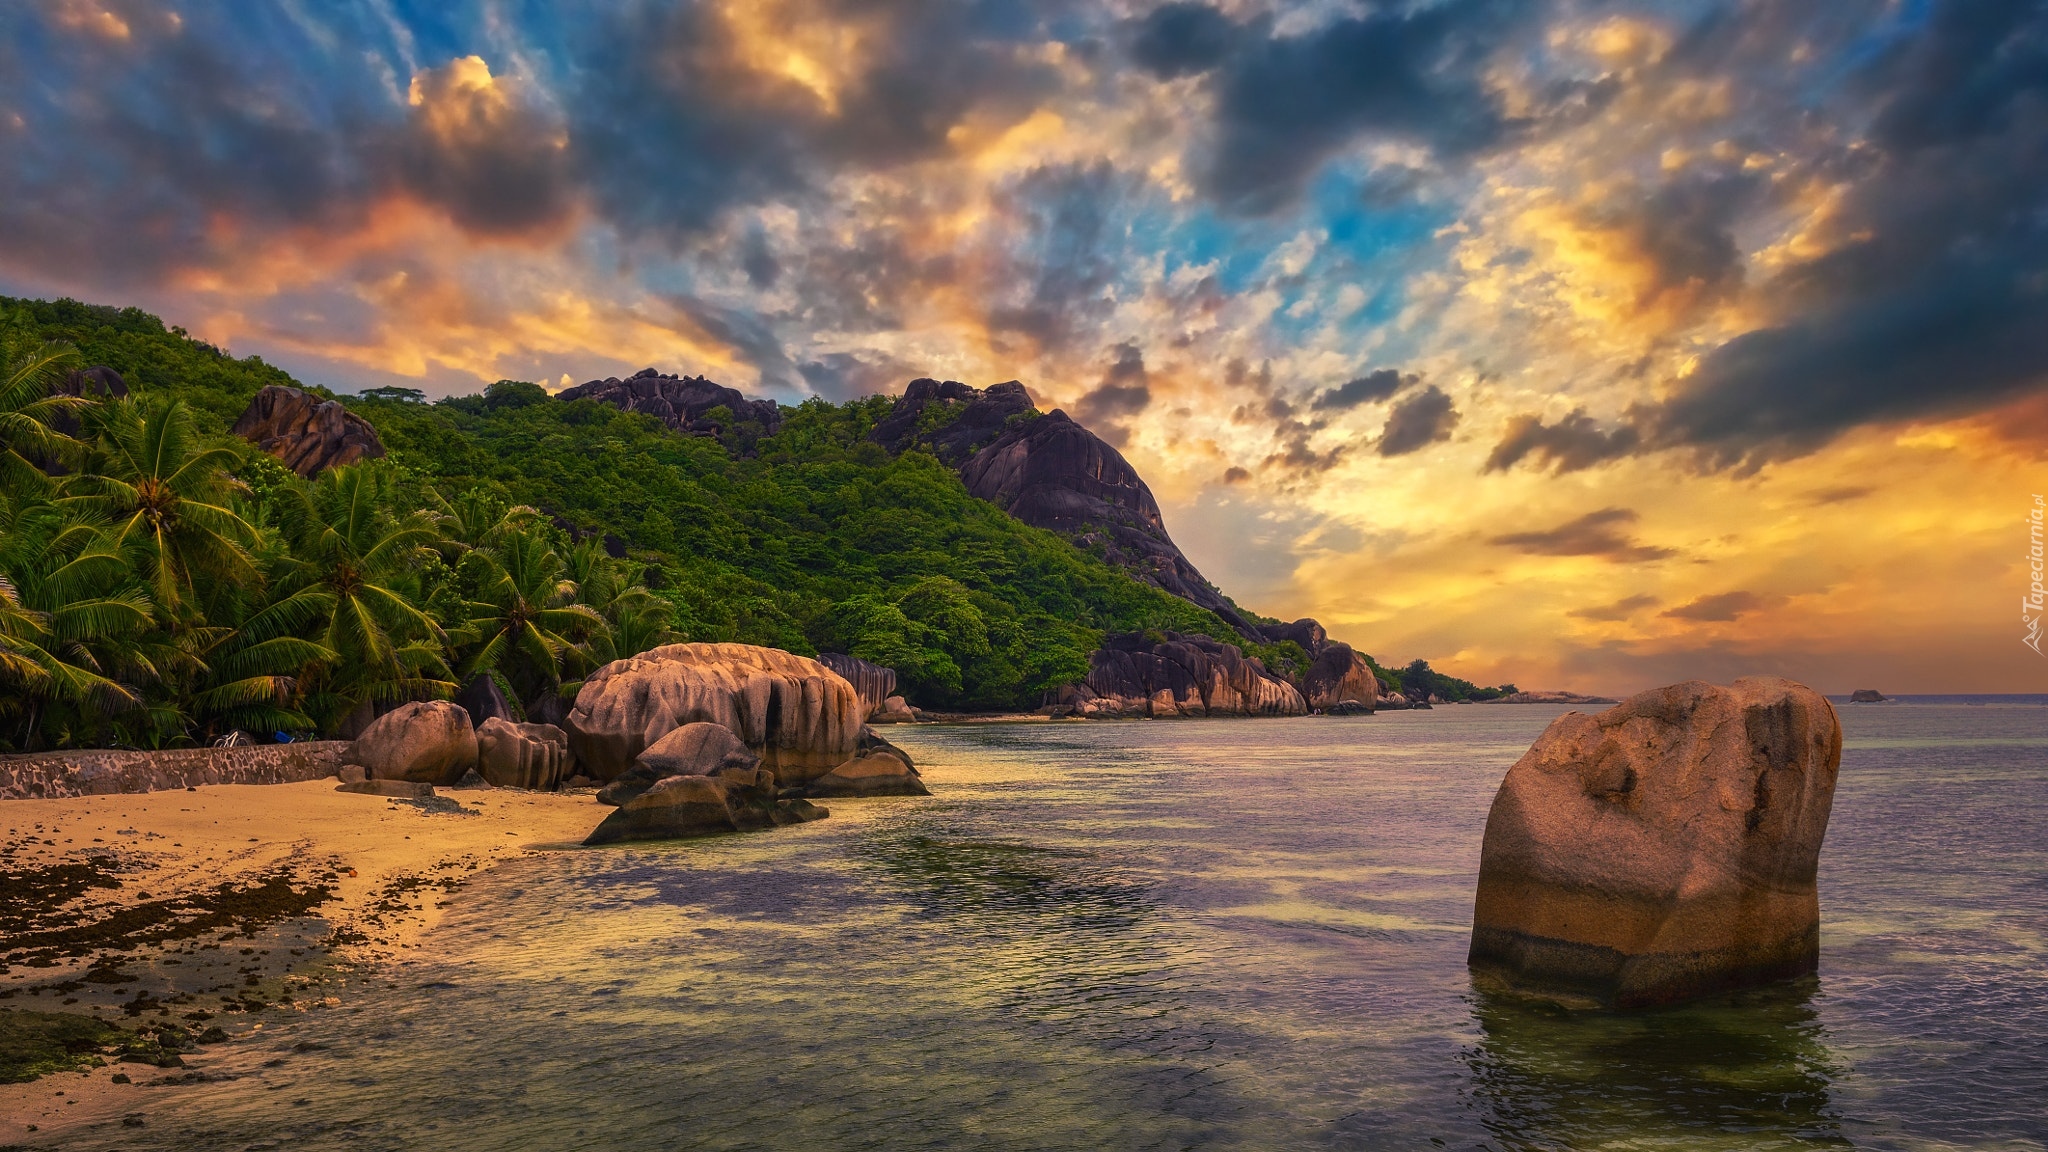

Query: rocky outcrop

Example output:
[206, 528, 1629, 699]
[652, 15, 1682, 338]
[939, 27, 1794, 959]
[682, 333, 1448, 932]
[958, 410, 1261, 637]
[869, 378, 1035, 464]
[50, 365, 129, 435]
[1303, 643, 1378, 712]
[1057, 632, 1305, 718]
[0, 742, 346, 800]
[596, 721, 761, 807]
[231, 385, 386, 477]
[582, 771, 829, 846]
[1848, 689, 1887, 703]
[557, 368, 781, 437]
[344, 701, 479, 785]
[817, 653, 898, 719]
[1469, 676, 1842, 1008]
[870, 696, 917, 724]
[564, 643, 863, 784]
[808, 754, 929, 797]
[456, 674, 517, 728]
[474, 718, 570, 790]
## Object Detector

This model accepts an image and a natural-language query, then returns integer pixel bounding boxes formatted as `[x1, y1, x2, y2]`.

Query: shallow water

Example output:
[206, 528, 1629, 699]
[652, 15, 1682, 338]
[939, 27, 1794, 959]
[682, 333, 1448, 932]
[61, 704, 2048, 1150]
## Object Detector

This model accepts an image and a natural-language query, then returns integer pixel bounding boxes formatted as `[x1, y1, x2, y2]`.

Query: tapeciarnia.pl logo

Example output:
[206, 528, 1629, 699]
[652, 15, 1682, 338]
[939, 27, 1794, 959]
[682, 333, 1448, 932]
[2028, 494, 2045, 656]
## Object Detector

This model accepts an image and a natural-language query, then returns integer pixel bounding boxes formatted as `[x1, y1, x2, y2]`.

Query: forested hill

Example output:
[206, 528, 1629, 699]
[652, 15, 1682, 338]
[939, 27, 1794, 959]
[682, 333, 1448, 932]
[2, 295, 1309, 741]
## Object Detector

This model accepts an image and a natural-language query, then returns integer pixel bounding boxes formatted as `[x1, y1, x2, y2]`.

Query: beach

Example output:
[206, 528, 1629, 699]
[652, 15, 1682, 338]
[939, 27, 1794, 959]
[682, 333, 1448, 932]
[1, 779, 601, 1141]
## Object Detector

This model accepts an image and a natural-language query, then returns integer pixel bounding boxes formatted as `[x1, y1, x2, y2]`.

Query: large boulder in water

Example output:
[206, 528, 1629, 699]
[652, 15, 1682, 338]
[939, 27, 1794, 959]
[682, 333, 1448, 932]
[596, 722, 761, 807]
[564, 643, 863, 784]
[816, 653, 897, 718]
[583, 775, 739, 845]
[345, 701, 477, 785]
[232, 385, 386, 477]
[1468, 676, 1842, 1008]
[475, 717, 570, 790]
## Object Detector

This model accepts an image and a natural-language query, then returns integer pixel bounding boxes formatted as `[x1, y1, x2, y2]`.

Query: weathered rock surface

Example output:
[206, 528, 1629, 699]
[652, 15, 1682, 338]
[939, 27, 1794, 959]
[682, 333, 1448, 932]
[345, 701, 478, 786]
[557, 368, 781, 437]
[958, 410, 1260, 637]
[564, 643, 863, 784]
[869, 378, 1035, 464]
[231, 385, 386, 477]
[456, 674, 517, 728]
[1468, 676, 1842, 1008]
[807, 754, 930, 798]
[1059, 632, 1305, 718]
[869, 696, 917, 724]
[474, 717, 571, 790]
[596, 722, 761, 807]
[817, 653, 898, 718]
[0, 742, 346, 800]
[1303, 642, 1378, 713]
[1848, 689, 1887, 703]
[583, 775, 739, 845]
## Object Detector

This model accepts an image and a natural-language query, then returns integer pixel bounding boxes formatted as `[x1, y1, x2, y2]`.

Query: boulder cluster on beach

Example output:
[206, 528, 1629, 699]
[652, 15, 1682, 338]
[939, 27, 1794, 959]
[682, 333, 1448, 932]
[335, 643, 929, 847]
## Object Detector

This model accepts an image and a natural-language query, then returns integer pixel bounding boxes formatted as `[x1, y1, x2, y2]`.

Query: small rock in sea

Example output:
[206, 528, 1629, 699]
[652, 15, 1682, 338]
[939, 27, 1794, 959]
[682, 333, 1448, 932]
[1849, 688, 1888, 703]
[1469, 676, 1841, 1008]
[807, 754, 929, 798]
[583, 775, 739, 845]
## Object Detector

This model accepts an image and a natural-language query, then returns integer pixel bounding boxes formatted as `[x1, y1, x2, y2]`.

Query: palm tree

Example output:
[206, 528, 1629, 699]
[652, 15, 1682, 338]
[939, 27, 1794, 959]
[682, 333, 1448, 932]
[563, 536, 675, 666]
[279, 463, 453, 727]
[428, 487, 540, 559]
[0, 339, 87, 493]
[67, 398, 256, 622]
[457, 525, 602, 706]
[0, 494, 152, 748]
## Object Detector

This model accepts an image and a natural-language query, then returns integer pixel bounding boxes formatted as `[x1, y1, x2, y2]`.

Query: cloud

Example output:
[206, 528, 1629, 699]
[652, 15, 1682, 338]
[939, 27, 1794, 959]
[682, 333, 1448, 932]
[1128, 2, 1239, 79]
[1661, 590, 1769, 622]
[1489, 507, 1675, 562]
[1312, 369, 1411, 411]
[1221, 465, 1250, 484]
[1376, 385, 1459, 456]
[1568, 593, 1660, 621]
[1805, 485, 1874, 506]
[1072, 341, 1154, 445]
[397, 56, 574, 237]
[1484, 409, 1642, 473]
[797, 349, 914, 402]
[1174, 0, 1544, 213]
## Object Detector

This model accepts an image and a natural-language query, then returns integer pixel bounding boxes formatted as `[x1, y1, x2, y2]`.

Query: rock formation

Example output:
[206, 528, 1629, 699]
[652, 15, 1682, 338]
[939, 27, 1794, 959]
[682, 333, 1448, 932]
[1302, 643, 1378, 712]
[1848, 689, 1887, 703]
[596, 721, 762, 807]
[582, 770, 829, 846]
[563, 643, 863, 784]
[808, 725, 926, 797]
[474, 717, 571, 790]
[557, 368, 781, 437]
[343, 701, 479, 785]
[869, 696, 917, 724]
[50, 365, 129, 436]
[958, 409, 1261, 636]
[231, 385, 386, 477]
[456, 674, 517, 729]
[1468, 676, 1842, 1008]
[817, 653, 898, 718]
[1057, 632, 1305, 718]
[868, 378, 1035, 463]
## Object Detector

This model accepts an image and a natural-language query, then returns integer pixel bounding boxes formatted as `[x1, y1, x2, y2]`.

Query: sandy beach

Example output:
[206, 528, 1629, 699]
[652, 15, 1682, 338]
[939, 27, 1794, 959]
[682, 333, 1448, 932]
[1, 778, 605, 1141]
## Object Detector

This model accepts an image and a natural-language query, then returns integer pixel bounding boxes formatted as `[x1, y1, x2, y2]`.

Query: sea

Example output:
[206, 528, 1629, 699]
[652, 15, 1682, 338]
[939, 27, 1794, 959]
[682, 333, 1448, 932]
[48, 700, 2048, 1151]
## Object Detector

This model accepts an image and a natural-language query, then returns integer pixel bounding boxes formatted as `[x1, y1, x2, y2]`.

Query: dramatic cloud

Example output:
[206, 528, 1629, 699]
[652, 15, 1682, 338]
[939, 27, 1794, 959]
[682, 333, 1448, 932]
[1377, 386, 1459, 456]
[1489, 508, 1675, 562]
[1313, 369, 1411, 411]
[1073, 342, 1154, 446]
[1485, 410, 1642, 474]
[1568, 594, 1660, 621]
[1661, 591, 1770, 622]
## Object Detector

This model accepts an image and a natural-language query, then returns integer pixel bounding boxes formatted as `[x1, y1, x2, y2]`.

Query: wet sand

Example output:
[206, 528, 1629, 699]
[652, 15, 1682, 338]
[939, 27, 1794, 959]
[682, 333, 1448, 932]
[0, 778, 603, 1141]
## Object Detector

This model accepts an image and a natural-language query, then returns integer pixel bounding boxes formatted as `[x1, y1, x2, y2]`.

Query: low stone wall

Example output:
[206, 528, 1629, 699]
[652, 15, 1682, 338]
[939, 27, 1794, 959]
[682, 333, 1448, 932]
[0, 742, 349, 800]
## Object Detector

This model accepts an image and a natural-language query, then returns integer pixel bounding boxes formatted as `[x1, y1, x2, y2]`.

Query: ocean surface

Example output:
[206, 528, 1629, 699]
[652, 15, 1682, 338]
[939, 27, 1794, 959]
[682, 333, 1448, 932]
[60, 702, 2048, 1151]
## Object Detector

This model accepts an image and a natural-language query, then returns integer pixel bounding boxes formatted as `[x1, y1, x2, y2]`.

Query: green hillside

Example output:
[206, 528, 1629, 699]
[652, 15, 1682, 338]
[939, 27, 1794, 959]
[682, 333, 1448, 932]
[0, 296, 1264, 750]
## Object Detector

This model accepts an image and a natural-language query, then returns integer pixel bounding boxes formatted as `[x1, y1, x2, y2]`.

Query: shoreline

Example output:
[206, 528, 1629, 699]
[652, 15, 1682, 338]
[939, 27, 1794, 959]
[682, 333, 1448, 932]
[0, 779, 601, 1143]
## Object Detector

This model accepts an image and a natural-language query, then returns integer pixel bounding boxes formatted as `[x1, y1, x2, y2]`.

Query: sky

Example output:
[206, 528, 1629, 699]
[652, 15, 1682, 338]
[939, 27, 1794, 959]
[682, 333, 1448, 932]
[3, 0, 2045, 694]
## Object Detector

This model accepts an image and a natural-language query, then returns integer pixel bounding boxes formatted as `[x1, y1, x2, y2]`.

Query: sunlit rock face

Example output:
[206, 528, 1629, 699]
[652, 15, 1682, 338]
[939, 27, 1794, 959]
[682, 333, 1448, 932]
[346, 701, 478, 785]
[557, 368, 782, 437]
[959, 410, 1260, 638]
[1067, 632, 1306, 718]
[817, 653, 898, 718]
[1302, 642, 1378, 713]
[232, 385, 386, 476]
[1469, 677, 1842, 1008]
[474, 717, 570, 790]
[564, 643, 863, 784]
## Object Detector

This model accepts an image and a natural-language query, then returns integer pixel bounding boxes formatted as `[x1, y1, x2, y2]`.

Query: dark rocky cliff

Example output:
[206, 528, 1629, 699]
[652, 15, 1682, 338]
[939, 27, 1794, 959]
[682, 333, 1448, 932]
[559, 367, 781, 437]
[233, 385, 386, 477]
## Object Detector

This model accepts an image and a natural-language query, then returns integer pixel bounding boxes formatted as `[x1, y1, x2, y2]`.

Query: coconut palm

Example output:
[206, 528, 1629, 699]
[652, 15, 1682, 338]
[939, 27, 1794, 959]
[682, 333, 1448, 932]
[457, 525, 602, 706]
[279, 463, 453, 725]
[0, 494, 152, 748]
[563, 536, 675, 666]
[66, 398, 256, 622]
[0, 339, 87, 493]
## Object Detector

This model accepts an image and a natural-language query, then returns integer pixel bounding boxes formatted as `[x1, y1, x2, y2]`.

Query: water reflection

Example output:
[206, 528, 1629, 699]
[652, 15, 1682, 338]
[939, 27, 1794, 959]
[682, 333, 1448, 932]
[1466, 979, 1849, 1150]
